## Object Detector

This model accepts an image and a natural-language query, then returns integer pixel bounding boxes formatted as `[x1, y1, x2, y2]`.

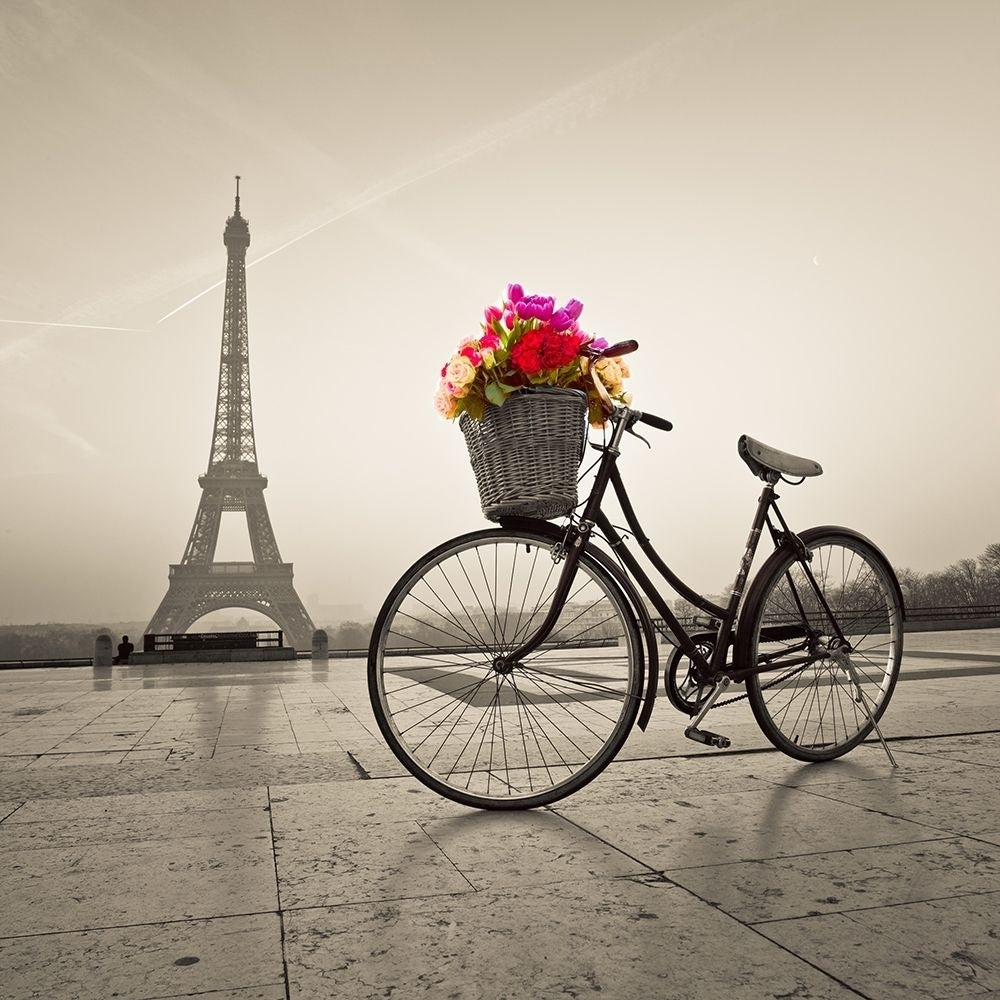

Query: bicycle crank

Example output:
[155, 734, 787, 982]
[684, 676, 733, 750]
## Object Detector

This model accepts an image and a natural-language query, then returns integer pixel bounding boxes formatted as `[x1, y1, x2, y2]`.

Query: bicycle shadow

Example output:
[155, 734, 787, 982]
[746, 752, 905, 860]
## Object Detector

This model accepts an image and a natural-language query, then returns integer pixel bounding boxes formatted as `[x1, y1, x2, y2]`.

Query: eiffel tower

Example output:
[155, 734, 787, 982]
[146, 179, 315, 650]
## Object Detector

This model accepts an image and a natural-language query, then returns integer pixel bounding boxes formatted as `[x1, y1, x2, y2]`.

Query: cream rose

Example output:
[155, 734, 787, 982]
[593, 357, 624, 395]
[445, 354, 477, 390]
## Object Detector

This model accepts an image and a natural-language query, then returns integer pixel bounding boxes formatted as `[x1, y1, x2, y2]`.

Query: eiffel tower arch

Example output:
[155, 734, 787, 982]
[147, 179, 315, 650]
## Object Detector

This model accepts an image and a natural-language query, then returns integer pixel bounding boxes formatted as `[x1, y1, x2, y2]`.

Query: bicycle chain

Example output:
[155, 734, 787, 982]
[709, 662, 812, 709]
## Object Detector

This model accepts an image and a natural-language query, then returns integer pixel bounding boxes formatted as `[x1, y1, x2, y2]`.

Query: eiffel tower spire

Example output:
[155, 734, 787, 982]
[146, 180, 314, 649]
[209, 176, 257, 472]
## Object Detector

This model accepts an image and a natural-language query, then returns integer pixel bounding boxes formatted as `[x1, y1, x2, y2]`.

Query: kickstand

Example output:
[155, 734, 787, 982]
[847, 663, 898, 768]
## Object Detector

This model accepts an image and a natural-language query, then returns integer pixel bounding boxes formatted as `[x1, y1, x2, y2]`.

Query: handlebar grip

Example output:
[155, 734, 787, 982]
[635, 410, 673, 432]
[601, 339, 638, 357]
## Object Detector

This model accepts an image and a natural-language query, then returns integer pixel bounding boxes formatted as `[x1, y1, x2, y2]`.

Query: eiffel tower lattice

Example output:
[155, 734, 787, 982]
[146, 179, 315, 650]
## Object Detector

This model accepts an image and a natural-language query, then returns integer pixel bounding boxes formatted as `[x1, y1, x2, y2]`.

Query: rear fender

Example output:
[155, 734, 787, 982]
[735, 524, 907, 665]
[797, 525, 907, 622]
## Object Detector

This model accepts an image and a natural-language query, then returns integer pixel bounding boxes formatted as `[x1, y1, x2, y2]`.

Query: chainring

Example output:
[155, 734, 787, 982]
[664, 633, 717, 716]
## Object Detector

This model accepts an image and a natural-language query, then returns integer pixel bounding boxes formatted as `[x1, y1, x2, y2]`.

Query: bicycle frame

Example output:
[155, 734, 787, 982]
[498, 408, 833, 689]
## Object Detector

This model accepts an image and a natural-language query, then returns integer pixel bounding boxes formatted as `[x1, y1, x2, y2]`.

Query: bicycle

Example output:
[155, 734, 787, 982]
[368, 343, 905, 810]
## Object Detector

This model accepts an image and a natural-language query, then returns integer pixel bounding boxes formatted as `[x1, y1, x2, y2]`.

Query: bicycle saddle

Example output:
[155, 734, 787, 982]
[738, 435, 823, 481]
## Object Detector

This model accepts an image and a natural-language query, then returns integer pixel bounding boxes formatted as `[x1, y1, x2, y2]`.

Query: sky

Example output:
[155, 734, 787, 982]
[1, 0, 998, 626]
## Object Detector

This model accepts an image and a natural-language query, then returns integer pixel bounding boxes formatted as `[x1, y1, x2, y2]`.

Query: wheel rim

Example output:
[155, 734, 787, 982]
[749, 539, 901, 756]
[372, 534, 638, 804]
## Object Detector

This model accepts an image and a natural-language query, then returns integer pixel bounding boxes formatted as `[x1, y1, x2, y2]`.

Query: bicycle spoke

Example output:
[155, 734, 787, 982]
[514, 668, 624, 733]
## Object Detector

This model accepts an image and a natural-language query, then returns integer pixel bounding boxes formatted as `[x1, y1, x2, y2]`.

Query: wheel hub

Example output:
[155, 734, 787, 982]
[493, 657, 516, 676]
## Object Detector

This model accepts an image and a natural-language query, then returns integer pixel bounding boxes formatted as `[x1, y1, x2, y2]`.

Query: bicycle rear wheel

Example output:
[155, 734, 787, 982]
[738, 528, 903, 762]
[368, 527, 643, 809]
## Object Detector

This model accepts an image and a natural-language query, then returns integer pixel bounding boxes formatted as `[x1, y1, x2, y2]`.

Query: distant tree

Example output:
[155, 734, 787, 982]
[329, 621, 372, 649]
[980, 543, 1000, 591]
[898, 542, 1000, 608]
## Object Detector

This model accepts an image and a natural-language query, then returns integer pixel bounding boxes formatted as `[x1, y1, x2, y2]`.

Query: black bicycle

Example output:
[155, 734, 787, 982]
[368, 345, 904, 809]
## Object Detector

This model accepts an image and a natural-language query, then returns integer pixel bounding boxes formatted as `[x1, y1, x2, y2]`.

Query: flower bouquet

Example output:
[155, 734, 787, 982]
[434, 283, 632, 427]
[435, 284, 635, 522]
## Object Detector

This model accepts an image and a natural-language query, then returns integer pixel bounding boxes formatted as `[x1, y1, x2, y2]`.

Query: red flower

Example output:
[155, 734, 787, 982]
[510, 325, 583, 376]
[510, 332, 545, 375]
[539, 328, 582, 368]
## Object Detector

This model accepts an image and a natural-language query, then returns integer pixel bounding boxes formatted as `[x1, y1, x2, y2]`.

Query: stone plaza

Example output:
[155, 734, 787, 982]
[0, 631, 997, 999]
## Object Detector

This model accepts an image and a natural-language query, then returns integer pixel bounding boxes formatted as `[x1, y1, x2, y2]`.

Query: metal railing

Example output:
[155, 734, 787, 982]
[2, 606, 999, 668]
[652, 604, 1000, 639]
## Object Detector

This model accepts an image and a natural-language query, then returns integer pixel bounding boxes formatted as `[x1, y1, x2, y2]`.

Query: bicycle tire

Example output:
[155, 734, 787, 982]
[368, 527, 643, 809]
[737, 527, 903, 762]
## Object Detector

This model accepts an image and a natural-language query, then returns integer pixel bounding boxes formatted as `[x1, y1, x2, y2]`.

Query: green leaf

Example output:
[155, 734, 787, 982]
[485, 382, 507, 407]
[464, 395, 486, 420]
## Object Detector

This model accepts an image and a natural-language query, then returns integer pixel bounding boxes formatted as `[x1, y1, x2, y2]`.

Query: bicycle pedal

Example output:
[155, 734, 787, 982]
[684, 727, 732, 750]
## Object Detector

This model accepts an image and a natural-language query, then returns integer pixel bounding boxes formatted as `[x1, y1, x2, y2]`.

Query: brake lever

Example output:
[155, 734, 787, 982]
[626, 423, 651, 449]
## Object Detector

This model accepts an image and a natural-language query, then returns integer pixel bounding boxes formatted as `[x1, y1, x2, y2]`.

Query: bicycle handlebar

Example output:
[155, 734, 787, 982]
[634, 409, 673, 433]
[582, 339, 638, 359]
[601, 339, 638, 358]
[588, 338, 672, 432]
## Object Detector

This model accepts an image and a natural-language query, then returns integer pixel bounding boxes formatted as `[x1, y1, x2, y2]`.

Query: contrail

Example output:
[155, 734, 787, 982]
[157, 141, 502, 324]
[157, 1, 752, 326]
[0, 318, 149, 333]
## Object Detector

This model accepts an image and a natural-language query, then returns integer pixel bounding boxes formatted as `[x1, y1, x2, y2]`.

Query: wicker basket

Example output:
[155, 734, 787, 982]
[459, 386, 588, 522]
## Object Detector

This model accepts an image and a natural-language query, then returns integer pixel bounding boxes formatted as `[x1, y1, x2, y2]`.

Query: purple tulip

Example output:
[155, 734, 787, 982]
[563, 298, 584, 321]
[506, 283, 524, 305]
[515, 295, 555, 321]
[550, 308, 573, 332]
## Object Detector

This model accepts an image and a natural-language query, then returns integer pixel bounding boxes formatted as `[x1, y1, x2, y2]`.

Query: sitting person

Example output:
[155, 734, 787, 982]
[113, 634, 134, 665]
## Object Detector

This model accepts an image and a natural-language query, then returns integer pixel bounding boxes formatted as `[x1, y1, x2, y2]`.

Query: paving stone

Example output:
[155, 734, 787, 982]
[796, 763, 1000, 844]
[758, 891, 1000, 999]
[0, 801, 23, 822]
[6, 786, 267, 824]
[283, 879, 860, 999]
[1, 819, 277, 935]
[274, 816, 475, 909]
[29, 750, 129, 767]
[0, 802, 271, 851]
[0, 756, 37, 773]
[0, 913, 283, 1000]
[747, 743, 989, 787]
[554, 784, 937, 870]
[420, 807, 648, 889]
[270, 776, 473, 823]
[546, 753, 781, 805]
[668, 837, 1000, 922]
[893, 732, 1000, 769]
[0, 751, 359, 801]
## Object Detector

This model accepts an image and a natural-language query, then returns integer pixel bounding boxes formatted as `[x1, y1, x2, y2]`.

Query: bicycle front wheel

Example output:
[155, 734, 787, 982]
[739, 528, 903, 762]
[368, 527, 643, 809]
